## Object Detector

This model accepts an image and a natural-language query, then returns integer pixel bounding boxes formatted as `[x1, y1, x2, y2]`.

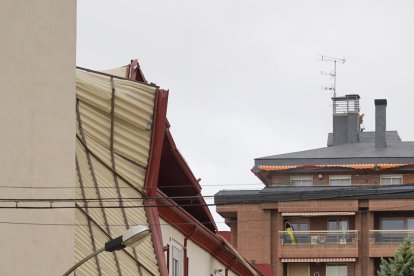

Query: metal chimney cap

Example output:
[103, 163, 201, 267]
[331, 94, 361, 101]
[375, 99, 387, 106]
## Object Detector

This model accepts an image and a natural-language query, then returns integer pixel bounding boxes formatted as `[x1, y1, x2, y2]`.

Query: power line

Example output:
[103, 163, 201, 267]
[0, 183, 264, 189]
[0, 195, 215, 202]
[2, 202, 414, 228]
[0, 186, 414, 204]
[0, 204, 215, 209]
[0, 220, 228, 227]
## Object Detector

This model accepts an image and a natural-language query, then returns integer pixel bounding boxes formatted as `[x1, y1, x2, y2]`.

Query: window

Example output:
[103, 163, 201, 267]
[289, 218, 310, 244]
[290, 175, 312, 186]
[326, 264, 347, 276]
[378, 218, 414, 242]
[328, 219, 349, 231]
[171, 243, 182, 276]
[380, 175, 403, 185]
[328, 219, 349, 244]
[289, 218, 310, 231]
[329, 175, 351, 186]
[287, 263, 309, 276]
[380, 218, 404, 230]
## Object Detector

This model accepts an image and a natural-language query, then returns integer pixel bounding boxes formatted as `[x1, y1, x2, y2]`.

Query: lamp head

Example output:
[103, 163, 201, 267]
[122, 225, 150, 247]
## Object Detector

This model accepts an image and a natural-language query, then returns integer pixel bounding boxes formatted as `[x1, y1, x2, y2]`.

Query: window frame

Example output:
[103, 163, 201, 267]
[290, 175, 313, 186]
[288, 218, 310, 231]
[380, 174, 403, 185]
[329, 175, 351, 186]
[327, 218, 349, 231]
[170, 241, 183, 276]
[380, 217, 414, 230]
[326, 264, 348, 276]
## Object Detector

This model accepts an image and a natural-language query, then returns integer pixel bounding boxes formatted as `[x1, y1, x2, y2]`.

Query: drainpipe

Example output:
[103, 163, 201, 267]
[163, 245, 170, 271]
[184, 226, 197, 276]
[225, 257, 236, 276]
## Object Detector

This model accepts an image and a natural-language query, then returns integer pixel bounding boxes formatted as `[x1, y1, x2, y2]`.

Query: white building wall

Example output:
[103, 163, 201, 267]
[0, 1, 76, 275]
[160, 218, 238, 276]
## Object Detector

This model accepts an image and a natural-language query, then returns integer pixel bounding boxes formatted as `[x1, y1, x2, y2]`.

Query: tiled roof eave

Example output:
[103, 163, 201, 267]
[258, 163, 414, 172]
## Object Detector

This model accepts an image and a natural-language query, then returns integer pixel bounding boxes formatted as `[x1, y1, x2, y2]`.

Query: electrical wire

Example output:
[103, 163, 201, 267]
[1, 202, 414, 228]
[0, 183, 264, 189]
[0, 186, 413, 209]
[1, 184, 413, 202]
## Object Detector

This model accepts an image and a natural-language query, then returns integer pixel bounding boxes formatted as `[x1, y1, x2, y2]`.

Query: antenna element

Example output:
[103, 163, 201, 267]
[320, 55, 346, 97]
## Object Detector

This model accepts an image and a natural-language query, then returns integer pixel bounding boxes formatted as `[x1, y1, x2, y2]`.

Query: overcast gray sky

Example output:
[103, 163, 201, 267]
[77, 0, 414, 230]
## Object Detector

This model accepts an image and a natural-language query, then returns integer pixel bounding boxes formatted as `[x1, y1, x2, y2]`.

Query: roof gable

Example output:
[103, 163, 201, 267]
[158, 129, 217, 232]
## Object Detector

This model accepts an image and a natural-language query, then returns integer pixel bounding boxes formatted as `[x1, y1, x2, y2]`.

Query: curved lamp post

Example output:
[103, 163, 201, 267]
[63, 225, 150, 276]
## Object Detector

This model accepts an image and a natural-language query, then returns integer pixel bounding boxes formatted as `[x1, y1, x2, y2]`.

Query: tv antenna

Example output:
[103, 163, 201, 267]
[320, 55, 346, 97]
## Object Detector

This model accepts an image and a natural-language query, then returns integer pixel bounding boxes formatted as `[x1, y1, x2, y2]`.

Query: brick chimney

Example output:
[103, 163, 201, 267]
[375, 99, 387, 148]
[332, 94, 361, 145]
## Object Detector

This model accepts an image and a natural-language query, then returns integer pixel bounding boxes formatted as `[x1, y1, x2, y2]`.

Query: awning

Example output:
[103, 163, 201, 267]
[281, 212, 355, 217]
[281, 258, 356, 263]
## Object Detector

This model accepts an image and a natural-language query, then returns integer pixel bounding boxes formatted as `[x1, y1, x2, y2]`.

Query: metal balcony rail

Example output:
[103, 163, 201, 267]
[370, 230, 414, 244]
[279, 230, 358, 245]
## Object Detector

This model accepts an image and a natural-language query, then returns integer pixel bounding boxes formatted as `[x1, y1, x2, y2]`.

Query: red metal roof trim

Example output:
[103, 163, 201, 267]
[218, 231, 232, 244]
[156, 189, 262, 276]
[126, 59, 148, 83]
[254, 264, 271, 276]
[144, 88, 169, 276]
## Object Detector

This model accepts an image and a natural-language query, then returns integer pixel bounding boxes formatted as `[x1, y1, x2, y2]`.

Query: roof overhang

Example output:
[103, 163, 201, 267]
[258, 163, 413, 172]
[157, 128, 216, 231]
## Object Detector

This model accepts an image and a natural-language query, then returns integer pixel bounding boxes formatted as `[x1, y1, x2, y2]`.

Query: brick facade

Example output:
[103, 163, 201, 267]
[216, 97, 414, 276]
[217, 172, 414, 276]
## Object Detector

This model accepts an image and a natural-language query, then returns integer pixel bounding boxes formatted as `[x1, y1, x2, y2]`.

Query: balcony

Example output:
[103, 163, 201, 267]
[369, 230, 414, 257]
[279, 230, 359, 258]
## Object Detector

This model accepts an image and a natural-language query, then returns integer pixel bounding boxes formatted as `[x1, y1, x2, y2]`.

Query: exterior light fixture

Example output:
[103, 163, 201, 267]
[318, 174, 323, 180]
[62, 225, 150, 276]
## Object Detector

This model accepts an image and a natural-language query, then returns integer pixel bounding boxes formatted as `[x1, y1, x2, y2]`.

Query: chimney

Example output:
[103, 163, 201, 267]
[375, 99, 387, 148]
[332, 94, 361, 145]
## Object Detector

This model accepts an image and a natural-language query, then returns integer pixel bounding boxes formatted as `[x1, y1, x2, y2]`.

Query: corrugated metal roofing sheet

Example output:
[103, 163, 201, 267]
[75, 68, 159, 275]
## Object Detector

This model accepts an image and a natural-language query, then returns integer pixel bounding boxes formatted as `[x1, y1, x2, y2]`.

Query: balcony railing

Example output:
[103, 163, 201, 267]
[370, 230, 414, 244]
[279, 230, 358, 245]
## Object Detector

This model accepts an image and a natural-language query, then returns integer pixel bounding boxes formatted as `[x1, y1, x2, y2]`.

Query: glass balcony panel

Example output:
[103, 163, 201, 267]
[279, 230, 358, 245]
[370, 230, 414, 243]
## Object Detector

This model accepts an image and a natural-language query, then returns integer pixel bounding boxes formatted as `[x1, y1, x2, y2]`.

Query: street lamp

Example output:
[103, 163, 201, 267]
[63, 225, 150, 276]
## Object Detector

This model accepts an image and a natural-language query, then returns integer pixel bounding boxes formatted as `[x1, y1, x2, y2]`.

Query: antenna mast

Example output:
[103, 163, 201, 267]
[320, 55, 346, 97]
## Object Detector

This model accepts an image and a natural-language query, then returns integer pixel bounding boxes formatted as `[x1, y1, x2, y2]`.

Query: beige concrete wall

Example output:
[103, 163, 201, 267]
[0, 1, 76, 275]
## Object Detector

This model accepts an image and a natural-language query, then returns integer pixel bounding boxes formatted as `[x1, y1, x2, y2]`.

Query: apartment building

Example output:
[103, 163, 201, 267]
[215, 95, 414, 276]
